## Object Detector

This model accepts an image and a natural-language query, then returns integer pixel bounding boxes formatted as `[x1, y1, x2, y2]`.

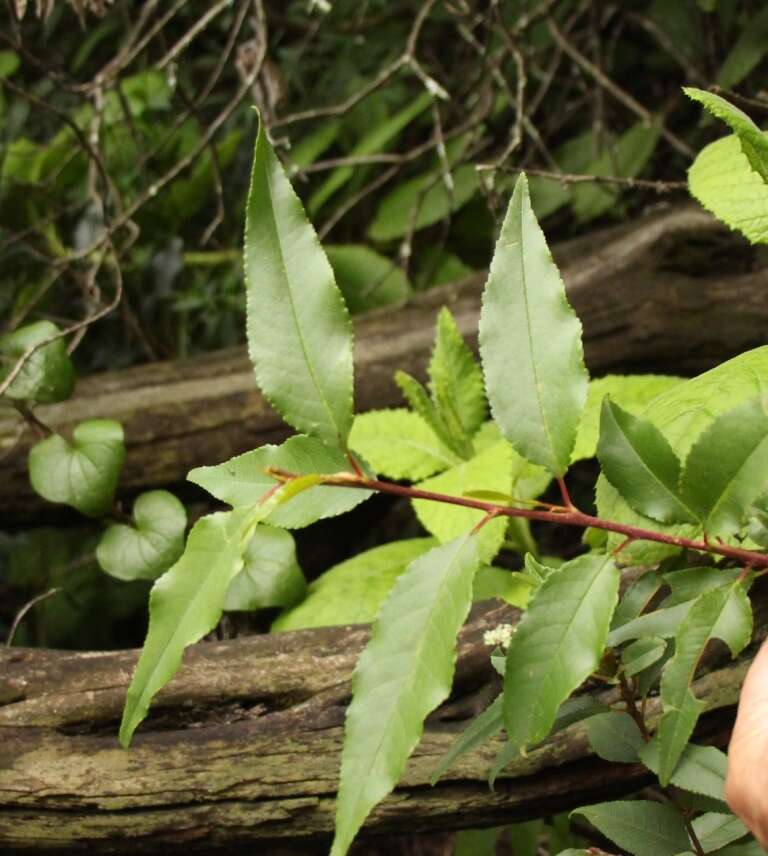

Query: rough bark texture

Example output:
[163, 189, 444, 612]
[2, 203, 765, 522]
[0, 598, 755, 853]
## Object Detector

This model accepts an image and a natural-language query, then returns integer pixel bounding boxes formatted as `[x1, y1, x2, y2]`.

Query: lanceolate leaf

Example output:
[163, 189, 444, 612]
[597, 398, 695, 524]
[502, 554, 619, 753]
[572, 801, 690, 856]
[679, 397, 768, 536]
[188, 434, 372, 528]
[394, 369, 459, 455]
[657, 581, 752, 784]
[639, 741, 729, 803]
[479, 173, 588, 476]
[244, 121, 354, 449]
[331, 536, 480, 856]
[430, 694, 503, 785]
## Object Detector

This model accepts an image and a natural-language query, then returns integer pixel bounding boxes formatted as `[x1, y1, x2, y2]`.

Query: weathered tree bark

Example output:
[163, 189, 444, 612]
[0, 598, 755, 853]
[2, 203, 765, 522]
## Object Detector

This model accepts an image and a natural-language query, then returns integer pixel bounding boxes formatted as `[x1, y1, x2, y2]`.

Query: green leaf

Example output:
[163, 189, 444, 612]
[502, 554, 619, 753]
[309, 91, 432, 215]
[331, 536, 480, 856]
[120, 481, 308, 747]
[473, 566, 532, 607]
[688, 132, 768, 243]
[430, 694, 502, 785]
[413, 442, 513, 563]
[188, 434, 372, 528]
[685, 87, 768, 182]
[571, 120, 661, 222]
[639, 741, 729, 803]
[621, 636, 667, 677]
[662, 566, 743, 608]
[28, 420, 126, 517]
[368, 163, 479, 241]
[271, 538, 436, 631]
[573, 801, 690, 856]
[349, 409, 459, 481]
[747, 494, 768, 547]
[224, 524, 305, 612]
[718, 6, 768, 88]
[679, 397, 768, 536]
[571, 374, 683, 463]
[429, 307, 487, 447]
[453, 827, 503, 856]
[326, 244, 411, 313]
[507, 820, 542, 856]
[244, 120, 354, 448]
[607, 600, 694, 647]
[96, 491, 187, 582]
[598, 398, 695, 524]
[0, 320, 75, 403]
[586, 712, 644, 762]
[287, 120, 341, 170]
[611, 570, 663, 629]
[657, 582, 752, 784]
[479, 173, 588, 476]
[692, 812, 749, 853]
[394, 369, 459, 455]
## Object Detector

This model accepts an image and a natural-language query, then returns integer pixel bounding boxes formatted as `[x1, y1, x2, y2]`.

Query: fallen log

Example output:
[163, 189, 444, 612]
[2, 203, 764, 522]
[0, 597, 755, 853]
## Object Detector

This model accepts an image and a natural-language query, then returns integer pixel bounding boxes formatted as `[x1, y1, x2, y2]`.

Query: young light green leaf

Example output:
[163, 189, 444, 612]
[639, 741, 729, 803]
[685, 87, 768, 182]
[349, 409, 459, 481]
[657, 581, 752, 784]
[0, 320, 75, 403]
[692, 812, 749, 853]
[571, 374, 682, 463]
[271, 537, 436, 631]
[586, 712, 644, 763]
[473, 566, 533, 607]
[679, 397, 768, 536]
[429, 307, 487, 447]
[188, 434, 372, 528]
[326, 244, 410, 313]
[244, 121, 354, 449]
[747, 494, 768, 547]
[28, 420, 125, 517]
[621, 637, 667, 677]
[430, 695, 502, 785]
[224, 524, 305, 612]
[717, 6, 768, 89]
[573, 801, 691, 856]
[394, 369, 460, 455]
[598, 398, 695, 524]
[96, 490, 187, 582]
[479, 173, 588, 476]
[413, 441, 512, 562]
[309, 91, 432, 215]
[331, 536, 480, 856]
[502, 554, 619, 753]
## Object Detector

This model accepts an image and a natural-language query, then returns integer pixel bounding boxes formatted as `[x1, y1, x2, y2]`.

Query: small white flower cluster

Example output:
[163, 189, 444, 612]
[483, 623, 516, 651]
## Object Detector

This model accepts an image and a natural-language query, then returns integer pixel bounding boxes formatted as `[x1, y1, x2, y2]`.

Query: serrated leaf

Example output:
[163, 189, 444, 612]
[607, 600, 694, 647]
[662, 566, 743, 608]
[573, 801, 690, 856]
[413, 442, 512, 563]
[611, 570, 663, 630]
[679, 397, 768, 536]
[502, 554, 619, 753]
[571, 374, 683, 463]
[657, 582, 752, 784]
[0, 320, 75, 403]
[96, 490, 187, 582]
[349, 409, 459, 481]
[28, 420, 125, 517]
[479, 173, 588, 476]
[473, 566, 532, 607]
[685, 87, 768, 182]
[331, 536, 480, 856]
[598, 398, 695, 524]
[309, 92, 432, 215]
[326, 244, 410, 313]
[428, 307, 487, 446]
[718, 6, 768, 88]
[639, 741, 729, 803]
[586, 712, 644, 762]
[688, 134, 768, 244]
[692, 812, 749, 853]
[394, 369, 459, 455]
[244, 121, 354, 448]
[430, 695, 502, 785]
[188, 434, 372, 528]
[120, 481, 308, 747]
[622, 637, 667, 677]
[224, 524, 305, 612]
[271, 538, 436, 631]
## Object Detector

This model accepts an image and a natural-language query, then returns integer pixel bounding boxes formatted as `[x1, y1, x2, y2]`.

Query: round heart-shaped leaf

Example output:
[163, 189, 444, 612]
[28, 420, 126, 516]
[0, 320, 75, 403]
[96, 490, 187, 582]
